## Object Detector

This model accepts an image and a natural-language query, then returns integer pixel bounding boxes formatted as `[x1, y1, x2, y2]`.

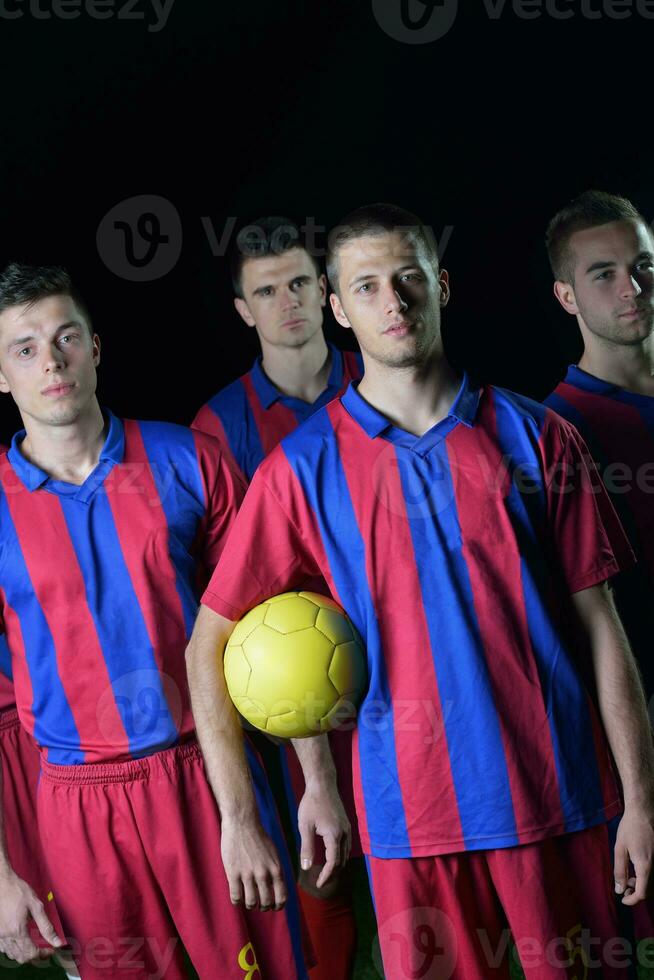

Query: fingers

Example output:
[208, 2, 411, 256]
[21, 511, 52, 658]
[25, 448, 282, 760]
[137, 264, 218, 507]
[622, 858, 651, 906]
[614, 840, 630, 897]
[299, 819, 315, 873]
[1, 935, 40, 966]
[227, 873, 244, 907]
[29, 897, 63, 950]
[227, 867, 287, 912]
[271, 868, 287, 911]
[315, 833, 339, 889]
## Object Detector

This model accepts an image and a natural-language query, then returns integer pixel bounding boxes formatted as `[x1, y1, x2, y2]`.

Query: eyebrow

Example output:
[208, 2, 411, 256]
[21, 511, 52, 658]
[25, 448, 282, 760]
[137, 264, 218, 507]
[348, 264, 422, 289]
[7, 321, 83, 351]
[585, 251, 654, 275]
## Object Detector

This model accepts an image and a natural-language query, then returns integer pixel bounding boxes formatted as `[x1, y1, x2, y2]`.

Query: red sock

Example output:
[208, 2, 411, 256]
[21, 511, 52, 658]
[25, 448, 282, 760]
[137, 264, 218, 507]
[298, 886, 357, 980]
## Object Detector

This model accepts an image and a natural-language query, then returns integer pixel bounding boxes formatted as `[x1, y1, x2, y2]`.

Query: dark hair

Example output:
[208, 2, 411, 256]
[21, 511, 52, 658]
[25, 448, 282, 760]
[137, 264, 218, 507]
[0, 262, 93, 332]
[229, 216, 322, 298]
[545, 190, 646, 283]
[326, 203, 439, 293]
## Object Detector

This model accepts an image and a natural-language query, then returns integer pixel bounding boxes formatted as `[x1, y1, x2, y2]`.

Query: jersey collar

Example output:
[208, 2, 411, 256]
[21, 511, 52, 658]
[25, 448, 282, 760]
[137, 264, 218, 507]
[564, 364, 620, 396]
[341, 371, 481, 442]
[250, 342, 344, 409]
[8, 409, 125, 496]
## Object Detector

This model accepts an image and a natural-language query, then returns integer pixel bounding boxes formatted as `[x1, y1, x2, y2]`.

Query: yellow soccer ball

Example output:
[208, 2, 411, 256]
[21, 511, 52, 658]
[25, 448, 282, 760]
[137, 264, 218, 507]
[224, 591, 366, 738]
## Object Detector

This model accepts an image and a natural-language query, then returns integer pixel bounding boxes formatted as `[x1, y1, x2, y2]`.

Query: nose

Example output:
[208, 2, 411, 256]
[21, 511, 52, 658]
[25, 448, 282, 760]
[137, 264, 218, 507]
[280, 285, 300, 312]
[42, 343, 65, 373]
[619, 272, 642, 300]
[382, 283, 408, 316]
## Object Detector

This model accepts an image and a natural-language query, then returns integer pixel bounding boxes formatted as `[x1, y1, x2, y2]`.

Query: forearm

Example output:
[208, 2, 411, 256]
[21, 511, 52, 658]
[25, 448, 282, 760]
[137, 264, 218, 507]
[0, 765, 12, 878]
[576, 584, 654, 804]
[185, 605, 259, 822]
[291, 733, 339, 791]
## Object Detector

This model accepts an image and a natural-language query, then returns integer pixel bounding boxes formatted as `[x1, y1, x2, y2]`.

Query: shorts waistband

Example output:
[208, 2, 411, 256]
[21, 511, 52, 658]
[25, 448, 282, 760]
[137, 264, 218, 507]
[0, 708, 20, 732]
[40, 738, 202, 785]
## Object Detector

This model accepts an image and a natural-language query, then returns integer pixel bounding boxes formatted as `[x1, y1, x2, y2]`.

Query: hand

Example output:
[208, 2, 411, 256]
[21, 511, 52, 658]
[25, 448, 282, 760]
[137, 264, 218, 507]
[297, 781, 351, 889]
[0, 867, 63, 964]
[614, 804, 654, 905]
[220, 818, 288, 912]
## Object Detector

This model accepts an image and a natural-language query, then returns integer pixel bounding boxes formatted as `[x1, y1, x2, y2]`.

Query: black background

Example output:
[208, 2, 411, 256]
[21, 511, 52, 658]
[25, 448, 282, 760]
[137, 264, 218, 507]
[0, 0, 651, 443]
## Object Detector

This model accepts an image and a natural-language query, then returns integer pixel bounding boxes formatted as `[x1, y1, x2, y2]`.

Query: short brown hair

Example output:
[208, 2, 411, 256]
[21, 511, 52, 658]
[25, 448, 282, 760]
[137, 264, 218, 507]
[545, 190, 645, 283]
[326, 203, 439, 293]
[0, 262, 93, 333]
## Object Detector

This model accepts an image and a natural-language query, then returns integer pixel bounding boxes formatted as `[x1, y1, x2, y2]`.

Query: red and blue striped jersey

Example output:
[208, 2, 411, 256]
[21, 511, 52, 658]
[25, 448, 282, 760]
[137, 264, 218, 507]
[545, 364, 654, 698]
[203, 375, 633, 859]
[191, 343, 363, 482]
[0, 445, 14, 714]
[0, 412, 245, 764]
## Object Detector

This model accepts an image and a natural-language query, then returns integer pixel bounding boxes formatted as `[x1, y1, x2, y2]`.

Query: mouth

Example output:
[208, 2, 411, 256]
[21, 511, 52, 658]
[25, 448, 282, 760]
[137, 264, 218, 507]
[42, 382, 75, 397]
[618, 307, 649, 320]
[383, 320, 414, 337]
[280, 318, 307, 329]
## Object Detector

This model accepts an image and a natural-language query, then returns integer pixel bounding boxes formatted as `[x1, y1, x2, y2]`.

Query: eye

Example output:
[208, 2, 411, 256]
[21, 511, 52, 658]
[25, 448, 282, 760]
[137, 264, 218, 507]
[291, 279, 305, 289]
[400, 272, 422, 282]
[636, 259, 654, 272]
[595, 271, 612, 281]
[357, 282, 373, 294]
[18, 346, 32, 357]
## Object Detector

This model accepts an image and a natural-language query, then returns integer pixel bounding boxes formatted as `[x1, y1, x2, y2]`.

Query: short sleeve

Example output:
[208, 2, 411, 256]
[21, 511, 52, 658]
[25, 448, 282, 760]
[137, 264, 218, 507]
[202, 459, 321, 622]
[192, 433, 248, 587]
[191, 404, 247, 485]
[542, 417, 636, 594]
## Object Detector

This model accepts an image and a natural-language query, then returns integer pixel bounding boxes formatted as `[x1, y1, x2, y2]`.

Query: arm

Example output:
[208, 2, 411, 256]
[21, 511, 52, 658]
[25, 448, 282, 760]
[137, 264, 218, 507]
[572, 582, 654, 905]
[0, 763, 63, 963]
[185, 605, 287, 912]
[291, 734, 351, 887]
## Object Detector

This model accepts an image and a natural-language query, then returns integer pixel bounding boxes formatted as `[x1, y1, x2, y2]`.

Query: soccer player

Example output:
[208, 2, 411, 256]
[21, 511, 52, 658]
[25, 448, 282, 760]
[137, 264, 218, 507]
[186, 203, 654, 979]
[544, 190, 654, 704]
[192, 216, 363, 980]
[0, 263, 343, 978]
[544, 189, 654, 957]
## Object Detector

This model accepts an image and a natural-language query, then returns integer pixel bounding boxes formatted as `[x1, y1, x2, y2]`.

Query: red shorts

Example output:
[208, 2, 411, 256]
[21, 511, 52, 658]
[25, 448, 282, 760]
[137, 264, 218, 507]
[37, 738, 309, 979]
[282, 728, 362, 864]
[366, 824, 627, 979]
[0, 708, 63, 946]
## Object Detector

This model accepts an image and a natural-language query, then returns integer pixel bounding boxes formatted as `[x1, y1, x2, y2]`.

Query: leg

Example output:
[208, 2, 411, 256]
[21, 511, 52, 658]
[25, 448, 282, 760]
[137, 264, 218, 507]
[132, 740, 310, 980]
[366, 852, 512, 980]
[37, 762, 188, 980]
[283, 728, 360, 979]
[488, 825, 629, 979]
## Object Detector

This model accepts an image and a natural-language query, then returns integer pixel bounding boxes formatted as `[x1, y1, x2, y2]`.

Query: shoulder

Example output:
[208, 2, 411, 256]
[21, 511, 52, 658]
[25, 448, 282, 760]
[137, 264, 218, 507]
[198, 375, 251, 419]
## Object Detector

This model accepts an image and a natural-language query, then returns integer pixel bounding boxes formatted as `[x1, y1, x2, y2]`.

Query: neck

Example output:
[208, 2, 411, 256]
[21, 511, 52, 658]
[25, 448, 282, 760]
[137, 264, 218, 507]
[259, 332, 331, 403]
[20, 399, 107, 485]
[358, 344, 462, 437]
[578, 335, 654, 396]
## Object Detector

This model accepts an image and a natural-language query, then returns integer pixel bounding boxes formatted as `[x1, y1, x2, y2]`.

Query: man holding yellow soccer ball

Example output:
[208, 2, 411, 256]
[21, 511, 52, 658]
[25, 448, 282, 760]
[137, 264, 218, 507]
[186, 204, 654, 979]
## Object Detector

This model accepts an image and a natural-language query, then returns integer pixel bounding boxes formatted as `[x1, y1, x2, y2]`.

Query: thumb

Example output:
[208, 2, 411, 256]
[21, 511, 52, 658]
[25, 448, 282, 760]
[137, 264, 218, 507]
[299, 818, 314, 872]
[28, 897, 63, 949]
[614, 840, 630, 895]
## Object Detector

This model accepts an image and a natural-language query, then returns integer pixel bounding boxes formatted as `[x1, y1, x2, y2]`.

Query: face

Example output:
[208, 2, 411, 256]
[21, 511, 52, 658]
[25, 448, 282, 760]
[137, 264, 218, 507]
[330, 230, 449, 368]
[554, 220, 654, 347]
[0, 293, 100, 429]
[234, 248, 326, 350]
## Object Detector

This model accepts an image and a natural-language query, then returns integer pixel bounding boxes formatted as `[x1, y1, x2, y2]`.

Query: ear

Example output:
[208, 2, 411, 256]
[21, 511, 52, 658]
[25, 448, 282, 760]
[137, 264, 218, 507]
[553, 280, 578, 315]
[317, 273, 327, 308]
[92, 334, 101, 367]
[0, 364, 10, 395]
[438, 269, 450, 307]
[330, 292, 352, 331]
[234, 297, 256, 328]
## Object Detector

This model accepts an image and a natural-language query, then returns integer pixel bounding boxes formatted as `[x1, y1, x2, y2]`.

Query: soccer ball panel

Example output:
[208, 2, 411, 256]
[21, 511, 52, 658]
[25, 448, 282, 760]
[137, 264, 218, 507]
[223, 644, 252, 699]
[264, 595, 319, 633]
[229, 603, 268, 646]
[328, 641, 367, 697]
[315, 607, 354, 646]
